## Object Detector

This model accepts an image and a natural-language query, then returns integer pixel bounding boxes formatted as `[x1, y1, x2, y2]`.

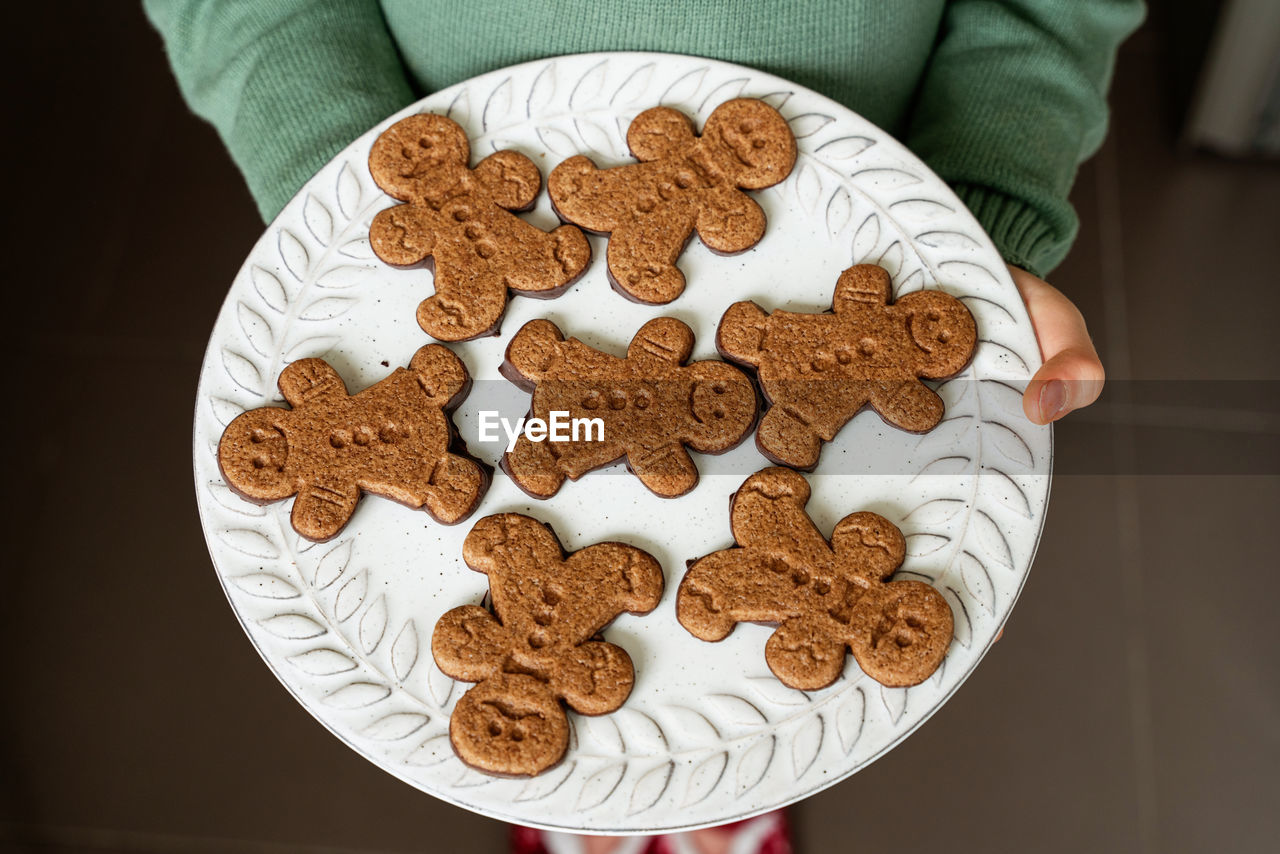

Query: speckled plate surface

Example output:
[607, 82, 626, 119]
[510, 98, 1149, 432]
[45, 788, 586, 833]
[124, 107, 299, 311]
[193, 53, 1051, 833]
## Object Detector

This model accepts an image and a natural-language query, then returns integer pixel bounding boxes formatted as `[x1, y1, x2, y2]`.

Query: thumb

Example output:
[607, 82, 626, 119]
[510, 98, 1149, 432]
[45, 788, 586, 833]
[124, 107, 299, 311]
[1008, 265, 1105, 424]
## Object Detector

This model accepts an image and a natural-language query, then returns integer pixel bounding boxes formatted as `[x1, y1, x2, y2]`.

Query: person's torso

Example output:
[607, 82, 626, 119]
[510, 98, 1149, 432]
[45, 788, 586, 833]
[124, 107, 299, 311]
[379, 0, 946, 134]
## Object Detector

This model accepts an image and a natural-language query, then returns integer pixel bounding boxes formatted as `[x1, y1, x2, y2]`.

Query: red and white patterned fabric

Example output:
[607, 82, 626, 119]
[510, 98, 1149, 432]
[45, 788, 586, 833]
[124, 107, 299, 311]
[510, 809, 793, 854]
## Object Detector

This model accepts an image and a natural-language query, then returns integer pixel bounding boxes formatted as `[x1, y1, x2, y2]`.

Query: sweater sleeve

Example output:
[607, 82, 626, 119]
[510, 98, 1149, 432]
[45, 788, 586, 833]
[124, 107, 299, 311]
[904, 0, 1144, 276]
[144, 0, 416, 221]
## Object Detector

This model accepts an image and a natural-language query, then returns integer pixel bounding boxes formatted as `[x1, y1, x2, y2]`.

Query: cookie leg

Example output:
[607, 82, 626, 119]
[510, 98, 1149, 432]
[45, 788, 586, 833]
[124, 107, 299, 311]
[765, 617, 847, 690]
[290, 479, 361, 542]
[606, 223, 690, 304]
[504, 435, 568, 498]
[872, 380, 945, 433]
[423, 452, 486, 524]
[417, 267, 508, 342]
[756, 405, 824, 470]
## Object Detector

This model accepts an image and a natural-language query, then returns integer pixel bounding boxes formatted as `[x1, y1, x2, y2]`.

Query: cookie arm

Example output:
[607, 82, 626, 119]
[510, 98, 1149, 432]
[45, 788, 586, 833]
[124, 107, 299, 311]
[547, 156, 630, 232]
[832, 264, 891, 314]
[370, 204, 437, 266]
[829, 511, 907, 584]
[473, 149, 542, 211]
[628, 442, 699, 498]
[626, 317, 694, 366]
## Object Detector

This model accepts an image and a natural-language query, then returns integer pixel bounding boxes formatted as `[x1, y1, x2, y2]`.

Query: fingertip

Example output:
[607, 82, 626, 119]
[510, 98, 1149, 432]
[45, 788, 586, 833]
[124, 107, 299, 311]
[1023, 349, 1105, 424]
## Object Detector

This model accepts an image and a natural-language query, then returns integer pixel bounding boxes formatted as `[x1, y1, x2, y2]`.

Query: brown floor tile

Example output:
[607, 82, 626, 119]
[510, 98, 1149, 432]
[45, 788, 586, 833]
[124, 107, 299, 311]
[1135, 476, 1280, 854]
[1108, 43, 1280, 384]
[794, 476, 1145, 853]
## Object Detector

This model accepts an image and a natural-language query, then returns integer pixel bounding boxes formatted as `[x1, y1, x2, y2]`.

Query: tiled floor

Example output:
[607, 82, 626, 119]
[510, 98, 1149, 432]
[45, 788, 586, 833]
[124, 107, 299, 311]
[4, 6, 1277, 854]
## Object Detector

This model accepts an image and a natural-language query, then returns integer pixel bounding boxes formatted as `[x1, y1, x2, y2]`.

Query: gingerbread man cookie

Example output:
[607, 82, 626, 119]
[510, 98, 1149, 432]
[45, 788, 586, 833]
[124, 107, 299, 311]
[218, 346, 488, 541]
[718, 264, 977, 470]
[677, 468, 953, 690]
[368, 113, 591, 341]
[432, 514, 664, 776]
[501, 316, 757, 498]
[547, 98, 797, 304]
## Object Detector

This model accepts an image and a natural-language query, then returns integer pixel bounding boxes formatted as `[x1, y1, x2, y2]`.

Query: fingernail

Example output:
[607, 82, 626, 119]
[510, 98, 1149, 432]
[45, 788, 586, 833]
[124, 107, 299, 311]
[1038, 380, 1068, 422]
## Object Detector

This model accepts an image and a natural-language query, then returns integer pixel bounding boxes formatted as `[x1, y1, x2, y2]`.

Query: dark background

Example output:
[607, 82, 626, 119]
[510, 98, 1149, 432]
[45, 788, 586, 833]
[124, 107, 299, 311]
[3, 3, 1277, 852]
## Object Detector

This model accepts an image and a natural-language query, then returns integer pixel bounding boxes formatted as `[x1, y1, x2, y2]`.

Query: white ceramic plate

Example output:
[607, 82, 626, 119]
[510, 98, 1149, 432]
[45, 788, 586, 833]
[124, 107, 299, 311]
[193, 52, 1051, 833]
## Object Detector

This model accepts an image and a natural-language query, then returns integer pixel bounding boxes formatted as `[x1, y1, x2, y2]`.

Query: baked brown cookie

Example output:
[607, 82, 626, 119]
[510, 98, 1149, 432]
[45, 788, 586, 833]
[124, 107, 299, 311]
[547, 98, 796, 304]
[432, 514, 664, 776]
[217, 346, 487, 542]
[677, 467, 953, 690]
[717, 264, 977, 470]
[368, 113, 591, 341]
[501, 316, 756, 498]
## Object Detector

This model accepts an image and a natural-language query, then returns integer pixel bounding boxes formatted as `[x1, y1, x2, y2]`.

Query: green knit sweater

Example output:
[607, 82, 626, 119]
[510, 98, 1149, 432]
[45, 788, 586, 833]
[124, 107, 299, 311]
[144, 0, 1143, 276]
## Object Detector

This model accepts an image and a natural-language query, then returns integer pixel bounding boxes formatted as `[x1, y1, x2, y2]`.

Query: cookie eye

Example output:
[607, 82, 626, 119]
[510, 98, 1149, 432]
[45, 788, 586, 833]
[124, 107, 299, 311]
[927, 309, 941, 321]
[252, 455, 269, 470]
[250, 428, 272, 444]
[418, 136, 434, 150]
[712, 382, 726, 395]
[752, 138, 766, 150]
[938, 330, 952, 343]
[738, 120, 755, 134]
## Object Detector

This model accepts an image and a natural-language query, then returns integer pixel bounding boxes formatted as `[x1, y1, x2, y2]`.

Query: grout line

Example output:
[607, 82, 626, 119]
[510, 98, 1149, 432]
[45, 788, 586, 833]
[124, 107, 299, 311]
[1095, 133, 1159, 853]
[1071, 402, 1280, 434]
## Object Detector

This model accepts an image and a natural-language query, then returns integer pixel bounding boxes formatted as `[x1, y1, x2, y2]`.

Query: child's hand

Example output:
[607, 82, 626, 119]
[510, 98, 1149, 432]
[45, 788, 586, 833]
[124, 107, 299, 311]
[1007, 264, 1105, 424]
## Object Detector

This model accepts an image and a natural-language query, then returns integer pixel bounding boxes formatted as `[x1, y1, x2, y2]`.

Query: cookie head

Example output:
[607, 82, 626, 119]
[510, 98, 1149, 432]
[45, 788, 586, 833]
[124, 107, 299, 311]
[702, 99, 797, 189]
[369, 113, 470, 201]
[449, 672, 569, 776]
[218, 408, 295, 500]
[898, 291, 978, 377]
[687, 363, 757, 450]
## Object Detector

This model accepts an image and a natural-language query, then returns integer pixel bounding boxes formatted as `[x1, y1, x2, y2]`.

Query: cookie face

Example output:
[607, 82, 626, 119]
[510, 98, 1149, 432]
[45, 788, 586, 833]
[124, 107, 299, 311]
[676, 467, 953, 690]
[500, 316, 757, 499]
[217, 346, 488, 541]
[717, 264, 977, 470]
[368, 113, 591, 341]
[432, 514, 663, 775]
[547, 98, 796, 304]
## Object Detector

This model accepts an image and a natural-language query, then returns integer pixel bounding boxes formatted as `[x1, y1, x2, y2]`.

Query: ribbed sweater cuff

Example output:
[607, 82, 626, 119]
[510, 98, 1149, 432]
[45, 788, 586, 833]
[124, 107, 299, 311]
[951, 183, 1067, 279]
